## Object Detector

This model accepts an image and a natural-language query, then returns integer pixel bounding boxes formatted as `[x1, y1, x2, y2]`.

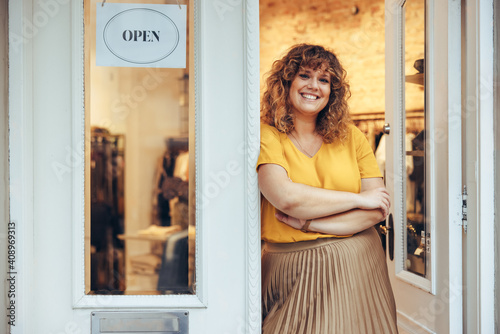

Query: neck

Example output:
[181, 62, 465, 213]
[293, 116, 317, 137]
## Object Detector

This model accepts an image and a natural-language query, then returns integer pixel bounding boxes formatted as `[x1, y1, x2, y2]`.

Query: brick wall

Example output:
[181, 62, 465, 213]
[260, 0, 425, 115]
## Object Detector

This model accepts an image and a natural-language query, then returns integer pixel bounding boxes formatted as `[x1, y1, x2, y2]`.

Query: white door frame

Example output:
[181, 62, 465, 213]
[463, 0, 496, 332]
[475, 0, 495, 331]
[446, 0, 463, 331]
[8, 0, 262, 332]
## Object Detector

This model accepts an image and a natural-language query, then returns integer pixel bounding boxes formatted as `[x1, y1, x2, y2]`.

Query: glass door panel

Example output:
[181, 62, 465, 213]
[404, 0, 427, 278]
[84, 0, 195, 295]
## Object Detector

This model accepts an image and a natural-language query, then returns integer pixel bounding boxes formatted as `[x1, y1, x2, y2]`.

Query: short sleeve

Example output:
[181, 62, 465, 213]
[352, 126, 383, 179]
[256, 124, 290, 174]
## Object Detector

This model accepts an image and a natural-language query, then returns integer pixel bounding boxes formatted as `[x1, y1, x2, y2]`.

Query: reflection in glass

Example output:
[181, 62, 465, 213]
[404, 0, 427, 277]
[85, 0, 195, 295]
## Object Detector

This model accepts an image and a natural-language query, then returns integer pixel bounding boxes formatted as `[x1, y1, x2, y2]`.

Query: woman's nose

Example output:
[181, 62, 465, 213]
[307, 78, 319, 89]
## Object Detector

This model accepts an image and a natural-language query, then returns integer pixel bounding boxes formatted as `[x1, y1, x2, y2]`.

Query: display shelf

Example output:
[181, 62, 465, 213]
[405, 73, 424, 86]
[118, 225, 182, 242]
[406, 150, 425, 157]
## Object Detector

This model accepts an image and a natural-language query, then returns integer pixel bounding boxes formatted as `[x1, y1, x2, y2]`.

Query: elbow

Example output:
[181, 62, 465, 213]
[274, 191, 301, 215]
[258, 171, 303, 215]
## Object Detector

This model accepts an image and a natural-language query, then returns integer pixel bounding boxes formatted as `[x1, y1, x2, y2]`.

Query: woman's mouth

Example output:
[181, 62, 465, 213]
[301, 93, 319, 100]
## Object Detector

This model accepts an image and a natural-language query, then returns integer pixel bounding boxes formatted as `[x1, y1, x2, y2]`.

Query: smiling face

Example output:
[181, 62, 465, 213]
[289, 66, 331, 121]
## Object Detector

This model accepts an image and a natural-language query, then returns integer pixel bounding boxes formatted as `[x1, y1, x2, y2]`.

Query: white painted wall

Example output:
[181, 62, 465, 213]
[494, 1, 500, 331]
[0, 0, 9, 333]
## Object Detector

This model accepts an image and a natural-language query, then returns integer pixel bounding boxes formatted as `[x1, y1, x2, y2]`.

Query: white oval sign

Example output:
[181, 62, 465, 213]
[103, 8, 180, 64]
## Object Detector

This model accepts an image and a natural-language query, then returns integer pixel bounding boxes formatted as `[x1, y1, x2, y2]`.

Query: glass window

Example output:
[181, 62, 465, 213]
[404, 0, 427, 278]
[84, 0, 195, 295]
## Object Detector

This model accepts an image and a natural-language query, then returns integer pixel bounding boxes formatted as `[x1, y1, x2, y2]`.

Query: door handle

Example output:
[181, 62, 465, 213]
[387, 214, 394, 261]
[383, 123, 391, 135]
[378, 215, 394, 261]
[377, 223, 387, 253]
[379, 225, 391, 235]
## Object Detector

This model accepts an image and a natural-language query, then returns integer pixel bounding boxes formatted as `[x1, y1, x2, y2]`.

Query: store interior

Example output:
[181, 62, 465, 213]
[85, 0, 194, 295]
[260, 0, 427, 276]
[85, 0, 426, 295]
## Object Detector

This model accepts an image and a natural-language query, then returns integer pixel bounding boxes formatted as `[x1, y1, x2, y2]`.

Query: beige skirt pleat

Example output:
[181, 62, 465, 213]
[262, 227, 398, 334]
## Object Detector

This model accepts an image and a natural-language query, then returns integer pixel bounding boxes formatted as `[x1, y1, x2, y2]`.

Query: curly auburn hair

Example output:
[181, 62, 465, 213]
[261, 44, 352, 144]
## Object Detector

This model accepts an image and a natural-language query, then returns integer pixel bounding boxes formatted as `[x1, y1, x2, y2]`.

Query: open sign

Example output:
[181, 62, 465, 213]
[97, 4, 186, 68]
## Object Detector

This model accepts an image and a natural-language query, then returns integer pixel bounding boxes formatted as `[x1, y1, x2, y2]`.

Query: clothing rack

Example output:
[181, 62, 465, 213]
[165, 137, 189, 153]
[152, 137, 189, 227]
[352, 110, 425, 151]
[90, 131, 125, 206]
[90, 128, 125, 292]
[352, 110, 424, 124]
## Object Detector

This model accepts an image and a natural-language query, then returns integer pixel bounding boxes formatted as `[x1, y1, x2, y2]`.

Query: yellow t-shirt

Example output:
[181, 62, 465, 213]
[257, 123, 383, 243]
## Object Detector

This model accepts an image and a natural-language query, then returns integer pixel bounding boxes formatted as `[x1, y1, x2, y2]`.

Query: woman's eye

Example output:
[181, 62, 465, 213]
[299, 74, 309, 79]
[320, 78, 330, 83]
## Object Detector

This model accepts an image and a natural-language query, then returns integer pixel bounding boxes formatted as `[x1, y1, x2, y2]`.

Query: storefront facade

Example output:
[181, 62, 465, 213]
[1, 0, 498, 333]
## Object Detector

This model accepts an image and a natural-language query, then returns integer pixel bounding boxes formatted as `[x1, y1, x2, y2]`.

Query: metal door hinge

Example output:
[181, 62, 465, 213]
[462, 185, 468, 233]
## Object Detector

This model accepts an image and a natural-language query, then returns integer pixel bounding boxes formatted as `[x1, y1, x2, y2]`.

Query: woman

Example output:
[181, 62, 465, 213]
[257, 44, 398, 333]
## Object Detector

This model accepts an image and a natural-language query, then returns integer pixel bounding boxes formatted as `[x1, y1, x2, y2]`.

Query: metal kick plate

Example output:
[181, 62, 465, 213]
[91, 311, 189, 333]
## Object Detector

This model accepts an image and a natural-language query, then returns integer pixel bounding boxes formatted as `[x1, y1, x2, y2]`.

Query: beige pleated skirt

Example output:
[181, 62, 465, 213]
[261, 227, 398, 334]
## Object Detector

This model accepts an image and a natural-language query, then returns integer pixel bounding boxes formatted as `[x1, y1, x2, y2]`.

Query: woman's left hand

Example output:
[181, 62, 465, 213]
[275, 211, 307, 230]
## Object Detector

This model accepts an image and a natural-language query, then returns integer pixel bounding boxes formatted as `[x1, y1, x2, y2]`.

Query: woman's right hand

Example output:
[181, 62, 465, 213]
[357, 187, 391, 217]
[275, 212, 307, 230]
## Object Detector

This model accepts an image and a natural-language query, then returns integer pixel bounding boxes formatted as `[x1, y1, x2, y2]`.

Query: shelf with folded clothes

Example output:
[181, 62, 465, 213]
[120, 224, 196, 293]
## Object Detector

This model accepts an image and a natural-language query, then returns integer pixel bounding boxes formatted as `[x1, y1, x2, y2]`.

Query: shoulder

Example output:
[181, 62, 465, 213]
[347, 123, 364, 138]
[261, 123, 280, 135]
[257, 123, 290, 170]
[261, 123, 284, 142]
[346, 124, 368, 144]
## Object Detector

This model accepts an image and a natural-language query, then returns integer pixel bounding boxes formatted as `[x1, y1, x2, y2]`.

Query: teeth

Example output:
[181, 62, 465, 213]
[302, 94, 318, 100]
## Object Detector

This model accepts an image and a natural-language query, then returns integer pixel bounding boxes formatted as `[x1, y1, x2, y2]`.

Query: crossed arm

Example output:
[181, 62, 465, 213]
[258, 163, 390, 236]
